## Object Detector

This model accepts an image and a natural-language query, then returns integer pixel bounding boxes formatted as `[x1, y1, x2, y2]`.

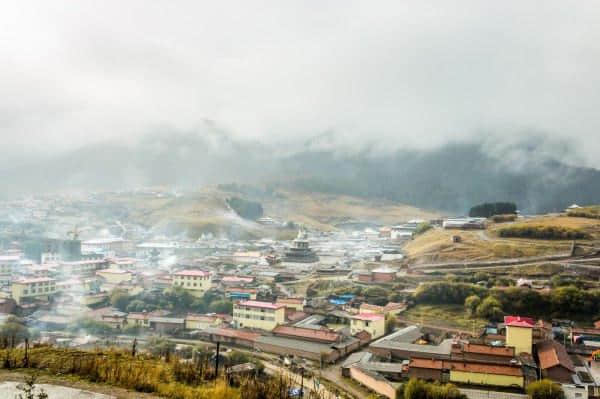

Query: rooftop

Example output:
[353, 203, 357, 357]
[504, 315, 535, 328]
[352, 313, 384, 321]
[462, 343, 515, 357]
[236, 300, 284, 310]
[14, 277, 56, 284]
[174, 270, 210, 277]
[273, 325, 340, 343]
[537, 340, 575, 372]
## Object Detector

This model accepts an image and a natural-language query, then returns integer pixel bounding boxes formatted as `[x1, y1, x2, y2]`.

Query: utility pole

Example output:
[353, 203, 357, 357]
[215, 341, 221, 380]
[24, 338, 28, 368]
[299, 367, 304, 398]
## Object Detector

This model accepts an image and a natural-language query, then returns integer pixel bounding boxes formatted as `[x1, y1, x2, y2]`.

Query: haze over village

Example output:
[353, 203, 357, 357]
[2, 2, 600, 399]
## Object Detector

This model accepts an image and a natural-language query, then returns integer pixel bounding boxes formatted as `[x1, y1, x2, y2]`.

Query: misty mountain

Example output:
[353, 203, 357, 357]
[2, 132, 599, 214]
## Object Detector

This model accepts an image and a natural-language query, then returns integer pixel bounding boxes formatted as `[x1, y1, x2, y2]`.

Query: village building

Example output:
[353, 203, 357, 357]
[172, 270, 211, 297]
[184, 314, 225, 330]
[233, 300, 285, 331]
[283, 230, 319, 263]
[505, 315, 534, 355]
[536, 340, 575, 383]
[11, 277, 58, 305]
[350, 313, 385, 340]
[276, 297, 305, 312]
[96, 268, 132, 284]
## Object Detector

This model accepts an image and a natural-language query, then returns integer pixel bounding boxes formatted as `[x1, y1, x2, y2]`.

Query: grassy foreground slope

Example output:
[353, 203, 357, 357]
[404, 216, 600, 264]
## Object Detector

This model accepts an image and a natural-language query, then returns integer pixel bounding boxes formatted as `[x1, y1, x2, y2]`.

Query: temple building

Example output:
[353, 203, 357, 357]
[283, 230, 319, 263]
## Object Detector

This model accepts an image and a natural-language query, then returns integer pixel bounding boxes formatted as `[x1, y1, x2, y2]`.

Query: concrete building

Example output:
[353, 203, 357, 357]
[276, 297, 305, 312]
[96, 268, 132, 284]
[351, 313, 385, 339]
[233, 300, 285, 331]
[11, 277, 58, 305]
[185, 314, 224, 330]
[505, 316, 534, 355]
[172, 270, 211, 298]
[0, 255, 19, 286]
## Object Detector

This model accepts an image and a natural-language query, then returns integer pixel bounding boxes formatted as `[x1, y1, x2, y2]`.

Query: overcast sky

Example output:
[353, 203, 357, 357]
[2, 1, 600, 165]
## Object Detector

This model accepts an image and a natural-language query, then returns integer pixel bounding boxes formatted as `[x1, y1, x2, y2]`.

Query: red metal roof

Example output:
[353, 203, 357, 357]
[504, 316, 535, 328]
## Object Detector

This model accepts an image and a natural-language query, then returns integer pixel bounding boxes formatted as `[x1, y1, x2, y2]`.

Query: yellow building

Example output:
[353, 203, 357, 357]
[350, 313, 385, 339]
[11, 277, 58, 305]
[276, 297, 305, 311]
[233, 300, 285, 331]
[173, 270, 212, 298]
[96, 268, 132, 284]
[127, 312, 151, 328]
[449, 362, 524, 388]
[504, 316, 534, 355]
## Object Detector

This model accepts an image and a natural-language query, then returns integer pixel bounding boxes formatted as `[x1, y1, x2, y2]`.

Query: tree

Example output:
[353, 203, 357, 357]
[385, 315, 398, 334]
[464, 295, 481, 316]
[469, 202, 517, 218]
[126, 299, 152, 312]
[208, 300, 233, 314]
[110, 289, 131, 311]
[476, 296, 504, 320]
[526, 380, 565, 399]
[403, 378, 428, 399]
[0, 316, 30, 345]
[226, 197, 263, 220]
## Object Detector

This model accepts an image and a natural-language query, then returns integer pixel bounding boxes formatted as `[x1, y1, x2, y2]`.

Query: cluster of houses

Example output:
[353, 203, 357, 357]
[341, 316, 600, 399]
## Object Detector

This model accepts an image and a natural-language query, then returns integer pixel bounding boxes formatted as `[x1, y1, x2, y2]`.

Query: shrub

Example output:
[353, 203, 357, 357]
[498, 225, 588, 240]
[469, 202, 517, 218]
[226, 197, 263, 220]
[527, 379, 565, 399]
[414, 282, 487, 305]
[492, 214, 517, 223]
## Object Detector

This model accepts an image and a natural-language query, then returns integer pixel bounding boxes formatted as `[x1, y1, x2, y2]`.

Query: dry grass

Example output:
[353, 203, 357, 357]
[0, 346, 316, 399]
[403, 215, 599, 264]
[402, 304, 487, 331]
[262, 191, 440, 230]
[103, 187, 439, 236]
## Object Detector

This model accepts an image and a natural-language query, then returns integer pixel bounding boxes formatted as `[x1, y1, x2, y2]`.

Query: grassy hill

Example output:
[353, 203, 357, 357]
[404, 216, 600, 264]
[99, 188, 439, 239]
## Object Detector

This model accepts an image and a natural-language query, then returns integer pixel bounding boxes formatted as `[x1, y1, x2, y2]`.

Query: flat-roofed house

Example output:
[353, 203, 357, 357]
[233, 300, 285, 331]
[185, 314, 224, 330]
[96, 268, 132, 284]
[11, 277, 58, 305]
[172, 270, 211, 298]
[351, 313, 385, 340]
